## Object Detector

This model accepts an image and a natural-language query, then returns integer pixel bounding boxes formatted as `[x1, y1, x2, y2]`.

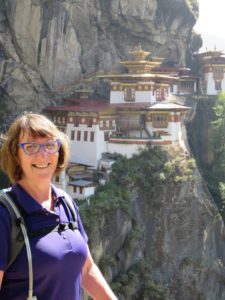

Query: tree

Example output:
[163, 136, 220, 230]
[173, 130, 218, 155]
[212, 92, 225, 179]
[210, 91, 225, 215]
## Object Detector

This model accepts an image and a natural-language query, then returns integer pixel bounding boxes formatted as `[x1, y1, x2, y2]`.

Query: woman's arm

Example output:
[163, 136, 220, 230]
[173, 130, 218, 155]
[82, 248, 118, 300]
[0, 271, 4, 288]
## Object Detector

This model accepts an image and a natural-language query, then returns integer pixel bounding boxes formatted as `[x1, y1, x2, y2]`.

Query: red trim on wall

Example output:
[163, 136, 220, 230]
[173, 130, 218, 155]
[109, 139, 172, 145]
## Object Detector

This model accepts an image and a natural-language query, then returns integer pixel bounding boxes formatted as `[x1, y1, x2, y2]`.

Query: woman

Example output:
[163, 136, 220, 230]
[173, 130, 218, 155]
[0, 113, 117, 300]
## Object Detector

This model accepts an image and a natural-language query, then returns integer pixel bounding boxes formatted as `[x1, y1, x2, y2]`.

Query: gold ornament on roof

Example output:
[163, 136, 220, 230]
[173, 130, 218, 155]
[128, 44, 150, 61]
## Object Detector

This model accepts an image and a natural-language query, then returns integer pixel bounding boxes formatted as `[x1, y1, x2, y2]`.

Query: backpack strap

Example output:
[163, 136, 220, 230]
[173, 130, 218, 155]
[63, 195, 78, 230]
[0, 190, 37, 300]
[0, 191, 25, 269]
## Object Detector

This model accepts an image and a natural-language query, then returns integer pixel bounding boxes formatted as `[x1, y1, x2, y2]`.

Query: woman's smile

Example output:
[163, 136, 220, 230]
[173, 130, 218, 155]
[32, 163, 51, 169]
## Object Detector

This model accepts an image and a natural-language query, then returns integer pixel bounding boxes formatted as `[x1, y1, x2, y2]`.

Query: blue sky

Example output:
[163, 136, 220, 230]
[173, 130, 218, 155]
[194, 0, 225, 52]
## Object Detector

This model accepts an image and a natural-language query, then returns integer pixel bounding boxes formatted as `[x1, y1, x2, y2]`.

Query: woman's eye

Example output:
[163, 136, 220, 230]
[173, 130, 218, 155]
[46, 142, 55, 150]
[25, 144, 37, 152]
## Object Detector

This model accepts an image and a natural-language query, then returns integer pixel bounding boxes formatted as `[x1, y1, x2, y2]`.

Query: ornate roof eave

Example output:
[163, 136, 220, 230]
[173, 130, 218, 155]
[211, 63, 225, 67]
[178, 76, 199, 81]
[202, 63, 225, 68]
[194, 50, 225, 59]
[120, 60, 161, 67]
[147, 102, 190, 112]
[98, 73, 177, 80]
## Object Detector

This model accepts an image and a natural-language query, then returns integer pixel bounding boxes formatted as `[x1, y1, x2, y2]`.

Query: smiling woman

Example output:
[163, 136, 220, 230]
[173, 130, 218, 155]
[0, 113, 118, 300]
[0, 113, 69, 183]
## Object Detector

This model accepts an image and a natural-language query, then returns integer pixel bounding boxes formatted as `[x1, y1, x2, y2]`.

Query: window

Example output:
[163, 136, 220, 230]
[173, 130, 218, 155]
[181, 81, 193, 88]
[124, 88, 135, 102]
[152, 115, 168, 128]
[215, 81, 222, 91]
[87, 119, 92, 127]
[77, 131, 81, 141]
[104, 132, 109, 141]
[71, 130, 75, 140]
[213, 67, 224, 80]
[74, 118, 79, 127]
[84, 131, 88, 141]
[90, 132, 95, 142]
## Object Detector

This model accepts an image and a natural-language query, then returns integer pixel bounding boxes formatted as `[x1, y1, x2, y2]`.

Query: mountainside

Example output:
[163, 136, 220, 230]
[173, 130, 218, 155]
[81, 147, 225, 300]
[2, 2, 224, 299]
[0, 0, 200, 114]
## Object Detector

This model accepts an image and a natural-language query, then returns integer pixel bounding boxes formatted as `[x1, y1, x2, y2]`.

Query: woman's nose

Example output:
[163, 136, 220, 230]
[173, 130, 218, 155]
[37, 145, 48, 156]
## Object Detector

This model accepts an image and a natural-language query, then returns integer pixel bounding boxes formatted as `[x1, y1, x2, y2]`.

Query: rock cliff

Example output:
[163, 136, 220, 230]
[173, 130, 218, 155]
[0, 0, 200, 113]
[83, 147, 225, 300]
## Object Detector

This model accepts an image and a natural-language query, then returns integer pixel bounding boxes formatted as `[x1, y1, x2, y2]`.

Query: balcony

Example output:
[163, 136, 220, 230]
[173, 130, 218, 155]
[109, 130, 172, 145]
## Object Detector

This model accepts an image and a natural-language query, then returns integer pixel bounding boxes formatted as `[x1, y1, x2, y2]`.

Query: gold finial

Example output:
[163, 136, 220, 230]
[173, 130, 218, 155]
[128, 44, 150, 61]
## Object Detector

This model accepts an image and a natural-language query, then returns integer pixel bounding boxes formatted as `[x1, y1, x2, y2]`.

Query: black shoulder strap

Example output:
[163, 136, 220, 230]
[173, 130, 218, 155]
[63, 195, 78, 230]
[0, 191, 25, 270]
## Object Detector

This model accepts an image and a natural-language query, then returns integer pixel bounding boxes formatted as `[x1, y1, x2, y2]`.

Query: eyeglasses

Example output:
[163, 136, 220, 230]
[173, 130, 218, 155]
[18, 140, 62, 155]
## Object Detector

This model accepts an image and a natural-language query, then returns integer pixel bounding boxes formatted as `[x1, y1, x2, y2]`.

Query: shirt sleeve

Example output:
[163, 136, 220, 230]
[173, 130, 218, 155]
[0, 205, 11, 271]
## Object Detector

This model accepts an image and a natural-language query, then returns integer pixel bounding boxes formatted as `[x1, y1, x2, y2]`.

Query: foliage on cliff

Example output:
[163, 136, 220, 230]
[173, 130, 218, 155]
[80, 146, 196, 298]
[210, 91, 225, 216]
[81, 147, 196, 232]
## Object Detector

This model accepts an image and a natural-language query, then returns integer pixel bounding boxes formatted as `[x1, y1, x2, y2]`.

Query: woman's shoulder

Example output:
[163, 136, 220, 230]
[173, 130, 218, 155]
[51, 184, 78, 208]
[0, 188, 19, 229]
[0, 201, 12, 230]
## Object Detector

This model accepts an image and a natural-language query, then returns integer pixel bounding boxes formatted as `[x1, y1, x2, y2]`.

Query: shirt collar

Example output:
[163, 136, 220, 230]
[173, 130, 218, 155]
[51, 184, 66, 200]
[11, 183, 42, 214]
[11, 183, 66, 214]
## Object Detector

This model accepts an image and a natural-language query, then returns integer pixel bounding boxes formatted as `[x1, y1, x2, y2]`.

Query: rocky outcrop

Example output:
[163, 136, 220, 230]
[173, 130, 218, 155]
[87, 150, 225, 300]
[0, 0, 200, 113]
[187, 96, 216, 167]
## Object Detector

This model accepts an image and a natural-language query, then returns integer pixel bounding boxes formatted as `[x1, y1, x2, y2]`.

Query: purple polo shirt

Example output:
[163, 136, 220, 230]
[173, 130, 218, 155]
[0, 183, 88, 300]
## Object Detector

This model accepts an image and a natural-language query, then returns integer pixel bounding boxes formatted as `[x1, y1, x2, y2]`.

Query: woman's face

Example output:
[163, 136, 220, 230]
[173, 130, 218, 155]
[17, 131, 59, 184]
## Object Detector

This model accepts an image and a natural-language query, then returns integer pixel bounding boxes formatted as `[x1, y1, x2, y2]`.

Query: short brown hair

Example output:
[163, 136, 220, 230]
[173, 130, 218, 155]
[0, 113, 69, 183]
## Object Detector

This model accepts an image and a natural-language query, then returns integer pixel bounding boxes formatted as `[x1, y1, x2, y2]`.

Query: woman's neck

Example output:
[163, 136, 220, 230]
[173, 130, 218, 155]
[18, 179, 52, 204]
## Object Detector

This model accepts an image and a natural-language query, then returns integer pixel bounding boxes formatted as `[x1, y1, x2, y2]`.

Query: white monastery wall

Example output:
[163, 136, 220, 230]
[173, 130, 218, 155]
[110, 90, 156, 104]
[135, 91, 155, 103]
[205, 73, 217, 95]
[172, 85, 178, 95]
[168, 121, 182, 141]
[72, 186, 95, 200]
[110, 91, 124, 103]
[205, 72, 225, 95]
[67, 124, 106, 167]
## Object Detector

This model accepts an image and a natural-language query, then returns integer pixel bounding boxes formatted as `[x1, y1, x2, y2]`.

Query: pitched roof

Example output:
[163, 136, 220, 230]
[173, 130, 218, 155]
[46, 99, 190, 113]
[68, 179, 94, 187]
[148, 102, 190, 111]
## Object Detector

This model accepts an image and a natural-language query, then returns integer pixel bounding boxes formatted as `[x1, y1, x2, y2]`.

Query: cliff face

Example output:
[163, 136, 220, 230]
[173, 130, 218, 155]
[0, 0, 200, 113]
[86, 149, 225, 300]
[187, 97, 216, 167]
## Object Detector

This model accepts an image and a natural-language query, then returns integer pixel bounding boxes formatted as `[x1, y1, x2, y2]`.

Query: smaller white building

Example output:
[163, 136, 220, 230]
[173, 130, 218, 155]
[68, 179, 96, 200]
[196, 50, 225, 95]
